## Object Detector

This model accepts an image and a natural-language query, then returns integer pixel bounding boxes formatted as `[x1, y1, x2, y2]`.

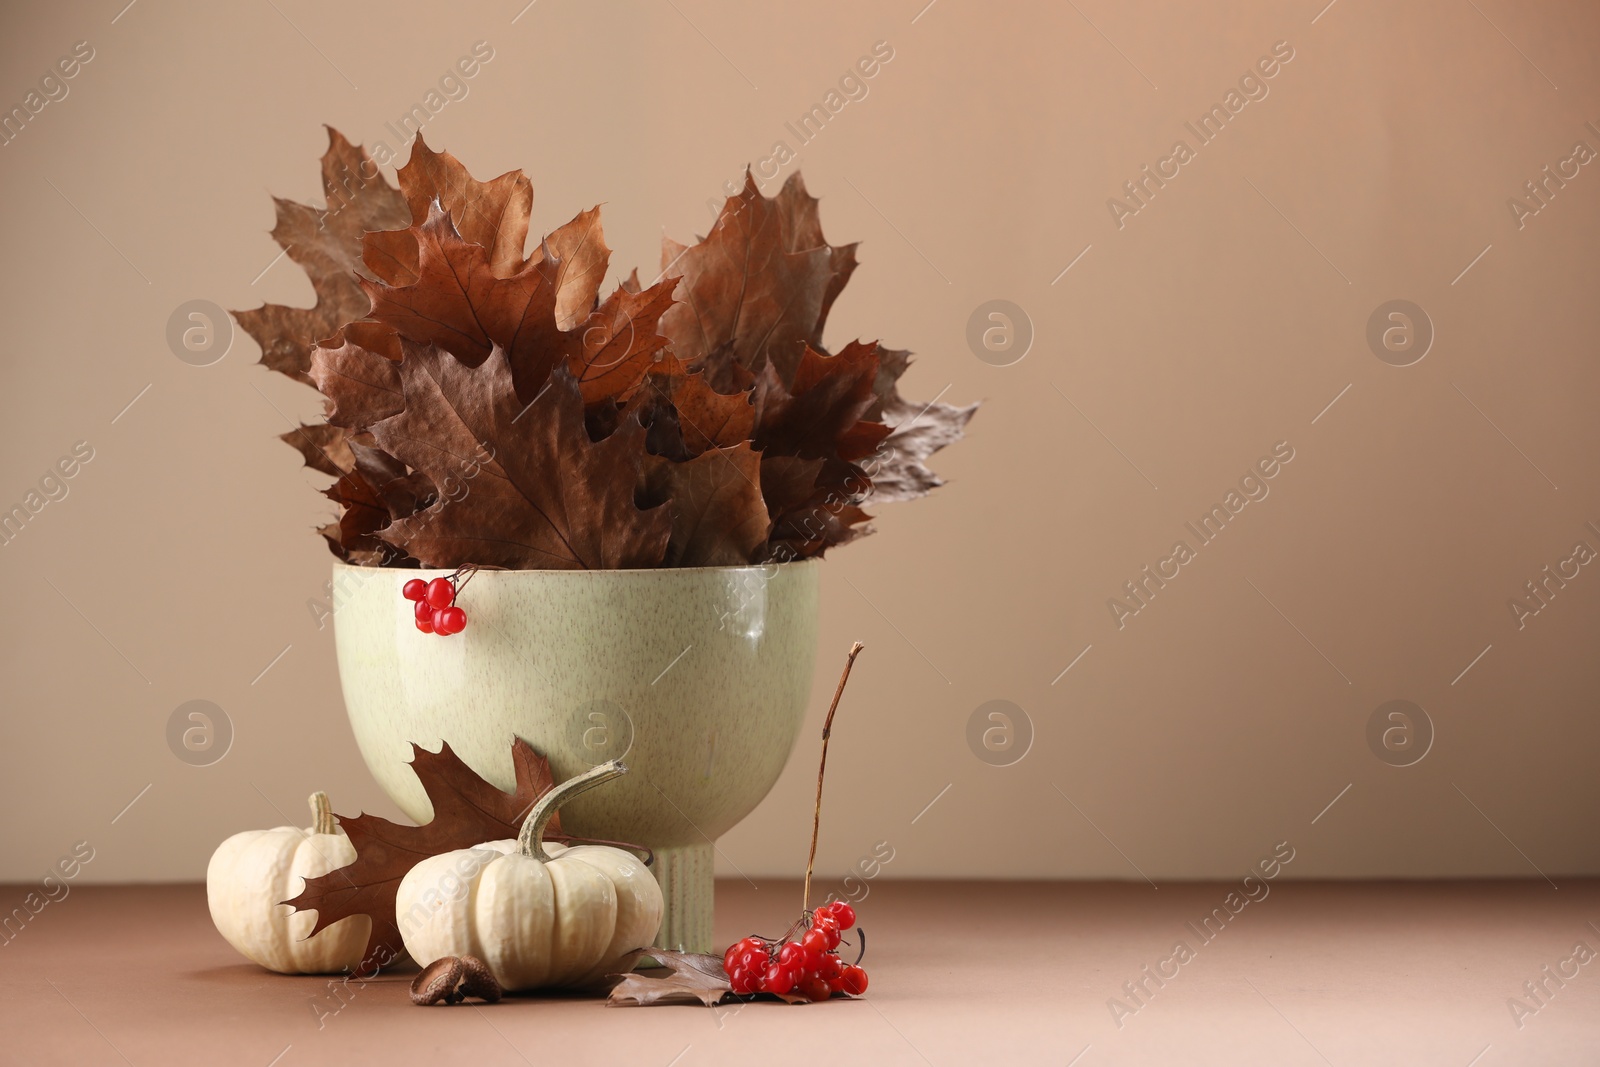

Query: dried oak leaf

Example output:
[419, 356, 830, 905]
[309, 335, 404, 429]
[360, 201, 560, 374]
[657, 172, 836, 389]
[283, 737, 565, 972]
[643, 443, 768, 567]
[771, 172, 859, 350]
[761, 454, 873, 561]
[755, 341, 888, 462]
[320, 473, 388, 563]
[866, 345, 912, 421]
[740, 342, 888, 557]
[660, 371, 755, 456]
[279, 421, 355, 478]
[758, 454, 826, 522]
[364, 132, 533, 284]
[624, 365, 755, 461]
[296, 333, 408, 562]
[867, 390, 979, 505]
[359, 202, 675, 405]
[534, 205, 612, 331]
[856, 343, 979, 506]
[567, 279, 678, 405]
[607, 950, 732, 1007]
[366, 340, 670, 570]
[342, 318, 404, 360]
[319, 443, 432, 565]
[607, 950, 817, 1007]
[232, 129, 409, 386]
[659, 171, 976, 518]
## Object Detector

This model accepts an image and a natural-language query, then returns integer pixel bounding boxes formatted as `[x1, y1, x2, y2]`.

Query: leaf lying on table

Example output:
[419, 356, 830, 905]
[607, 950, 733, 1007]
[607, 950, 821, 1007]
[282, 737, 565, 973]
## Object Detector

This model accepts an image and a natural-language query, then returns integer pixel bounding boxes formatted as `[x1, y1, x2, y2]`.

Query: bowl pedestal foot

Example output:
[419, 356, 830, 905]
[651, 841, 715, 953]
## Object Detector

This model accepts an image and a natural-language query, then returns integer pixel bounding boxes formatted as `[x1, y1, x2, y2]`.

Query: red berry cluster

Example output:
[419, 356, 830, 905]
[722, 901, 867, 1001]
[403, 576, 468, 636]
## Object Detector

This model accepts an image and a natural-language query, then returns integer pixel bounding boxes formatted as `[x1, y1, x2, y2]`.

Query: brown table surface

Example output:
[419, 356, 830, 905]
[2, 880, 1597, 1066]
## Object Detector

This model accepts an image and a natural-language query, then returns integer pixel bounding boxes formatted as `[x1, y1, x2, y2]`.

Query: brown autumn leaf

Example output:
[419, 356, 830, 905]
[657, 172, 835, 389]
[320, 443, 433, 564]
[309, 335, 404, 429]
[279, 421, 355, 478]
[657, 172, 971, 550]
[366, 340, 671, 570]
[643, 443, 768, 567]
[320, 482, 397, 565]
[534, 205, 611, 330]
[607, 950, 732, 1007]
[284, 737, 565, 971]
[771, 171, 859, 350]
[660, 371, 756, 456]
[361, 201, 562, 374]
[366, 134, 606, 328]
[866, 390, 979, 505]
[856, 342, 979, 506]
[758, 454, 825, 522]
[233, 129, 409, 386]
[341, 318, 404, 361]
[369, 132, 534, 283]
[359, 202, 676, 406]
[567, 278, 678, 404]
[622, 362, 754, 462]
[606, 949, 824, 1007]
[321, 470, 388, 562]
[361, 227, 421, 289]
[866, 344, 911, 420]
[241, 132, 974, 570]
[739, 342, 886, 558]
[761, 456, 874, 562]
[755, 341, 887, 462]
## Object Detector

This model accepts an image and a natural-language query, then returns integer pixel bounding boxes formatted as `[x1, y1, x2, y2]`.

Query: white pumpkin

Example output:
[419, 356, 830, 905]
[396, 760, 662, 990]
[206, 791, 370, 974]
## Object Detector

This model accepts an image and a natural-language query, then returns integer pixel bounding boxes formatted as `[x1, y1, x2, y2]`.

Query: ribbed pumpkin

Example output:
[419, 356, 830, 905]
[206, 792, 370, 974]
[396, 760, 661, 990]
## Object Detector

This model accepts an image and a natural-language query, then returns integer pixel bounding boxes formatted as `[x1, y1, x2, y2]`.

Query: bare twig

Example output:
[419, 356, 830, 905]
[802, 641, 865, 912]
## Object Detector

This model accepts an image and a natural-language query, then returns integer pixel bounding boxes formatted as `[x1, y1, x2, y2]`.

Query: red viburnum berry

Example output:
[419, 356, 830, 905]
[424, 577, 455, 609]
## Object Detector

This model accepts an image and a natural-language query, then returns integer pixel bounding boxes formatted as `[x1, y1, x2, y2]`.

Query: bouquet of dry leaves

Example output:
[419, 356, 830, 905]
[235, 130, 974, 570]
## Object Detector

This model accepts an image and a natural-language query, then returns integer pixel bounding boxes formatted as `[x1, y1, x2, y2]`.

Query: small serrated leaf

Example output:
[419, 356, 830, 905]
[607, 950, 731, 1007]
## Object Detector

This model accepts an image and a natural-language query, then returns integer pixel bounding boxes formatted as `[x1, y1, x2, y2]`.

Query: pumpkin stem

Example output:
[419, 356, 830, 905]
[309, 791, 336, 836]
[518, 760, 627, 861]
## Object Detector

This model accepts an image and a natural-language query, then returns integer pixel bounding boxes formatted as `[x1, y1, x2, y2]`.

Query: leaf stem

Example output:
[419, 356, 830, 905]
[802, 642, 864, 914]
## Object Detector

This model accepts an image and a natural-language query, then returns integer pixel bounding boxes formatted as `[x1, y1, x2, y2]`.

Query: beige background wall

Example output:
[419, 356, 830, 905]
[2, 0, 1597, 887]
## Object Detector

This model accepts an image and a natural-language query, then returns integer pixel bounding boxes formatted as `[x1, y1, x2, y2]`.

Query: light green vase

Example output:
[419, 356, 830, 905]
[330, 559, 820, 953]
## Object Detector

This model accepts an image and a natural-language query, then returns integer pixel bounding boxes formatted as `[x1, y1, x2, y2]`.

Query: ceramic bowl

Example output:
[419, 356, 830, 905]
[331, 559, 820, 952]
